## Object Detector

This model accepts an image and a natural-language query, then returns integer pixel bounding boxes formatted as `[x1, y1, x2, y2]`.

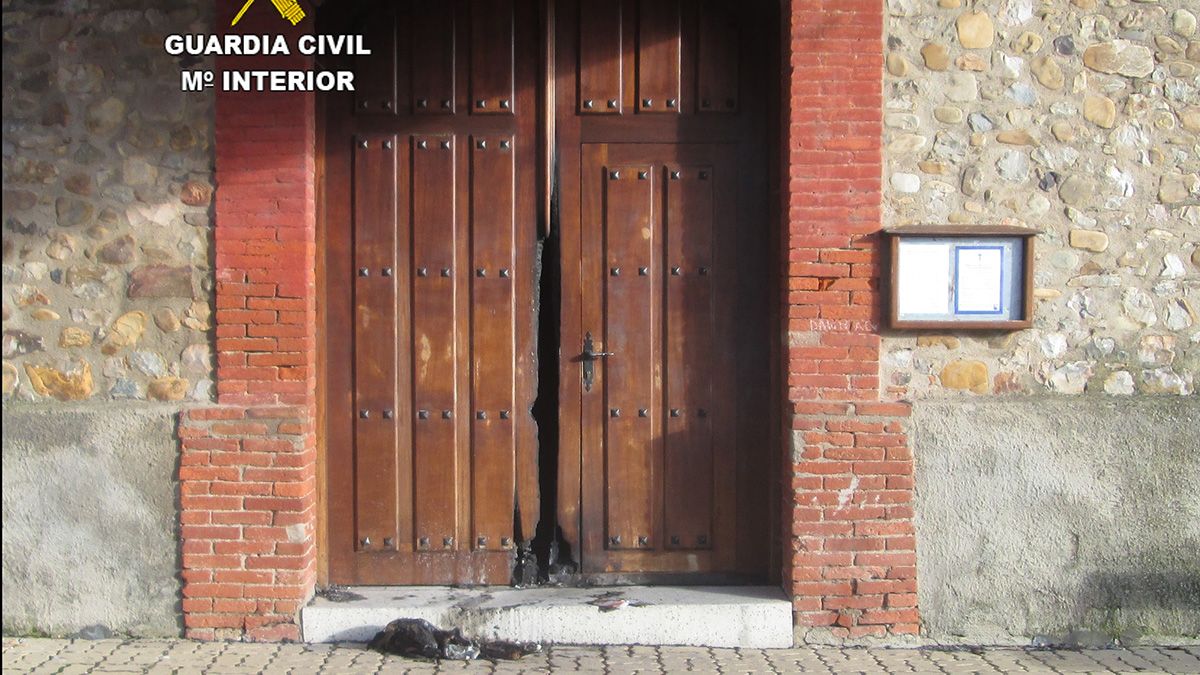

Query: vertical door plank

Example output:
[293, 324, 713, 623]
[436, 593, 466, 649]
[602, 165, 657, 551]
[470, 0, 516, 114]
[469, 135, 517, 551]
[663, 164, 715, 550]
[411, 3, 456, 114]
[636, 0, 681, 114]
[355, 5, 402, 116]
[578, 2, 622, 114]
[697, 2, 739, 113]
[352, 134, 401, 551]
[411, 134, 460, 552]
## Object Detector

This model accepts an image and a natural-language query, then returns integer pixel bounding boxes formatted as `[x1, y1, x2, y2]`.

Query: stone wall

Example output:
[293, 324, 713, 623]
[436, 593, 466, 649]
[2, 1, 215, 404]
[2, 0, 213, 638]
[883, 0, 1199, 398]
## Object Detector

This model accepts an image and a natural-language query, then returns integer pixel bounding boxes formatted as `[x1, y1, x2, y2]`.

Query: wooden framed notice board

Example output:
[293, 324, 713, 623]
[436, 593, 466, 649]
[885, 225, 1037, 330]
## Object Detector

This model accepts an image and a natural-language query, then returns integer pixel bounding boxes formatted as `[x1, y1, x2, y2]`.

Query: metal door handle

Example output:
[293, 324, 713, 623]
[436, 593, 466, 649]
[582, 332, 613, 391]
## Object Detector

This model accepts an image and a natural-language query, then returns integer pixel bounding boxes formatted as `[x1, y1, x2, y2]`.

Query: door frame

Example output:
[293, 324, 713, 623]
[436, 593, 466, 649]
[313, 0, 785, 587]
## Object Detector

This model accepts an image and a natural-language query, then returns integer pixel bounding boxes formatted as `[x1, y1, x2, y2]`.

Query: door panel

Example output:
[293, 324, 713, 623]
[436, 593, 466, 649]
[324, 0, 538, 585]
[559, 0, 770, 579]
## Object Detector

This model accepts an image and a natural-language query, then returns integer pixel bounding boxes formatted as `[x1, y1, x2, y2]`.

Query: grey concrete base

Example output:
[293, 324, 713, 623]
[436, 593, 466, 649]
[913, 397, 1200, 646]
[2, 404, 183, 637]
[302, 586, 793, 648]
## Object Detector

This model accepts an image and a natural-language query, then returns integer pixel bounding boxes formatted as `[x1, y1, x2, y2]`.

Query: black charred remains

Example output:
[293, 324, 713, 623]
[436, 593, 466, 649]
[367, 618, 542, 662]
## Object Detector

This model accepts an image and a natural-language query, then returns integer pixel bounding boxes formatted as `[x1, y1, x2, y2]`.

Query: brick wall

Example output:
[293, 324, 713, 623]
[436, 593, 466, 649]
[177, 1, 317, 641]
[784, 0, 918, 638]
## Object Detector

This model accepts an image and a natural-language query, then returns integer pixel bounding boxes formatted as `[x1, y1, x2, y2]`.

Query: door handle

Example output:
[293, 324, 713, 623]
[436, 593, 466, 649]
[582, 332, 613, 391]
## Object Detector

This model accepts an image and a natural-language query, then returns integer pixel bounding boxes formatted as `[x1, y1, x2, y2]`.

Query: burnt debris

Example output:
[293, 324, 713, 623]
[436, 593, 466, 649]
[368, 618, 542, 662]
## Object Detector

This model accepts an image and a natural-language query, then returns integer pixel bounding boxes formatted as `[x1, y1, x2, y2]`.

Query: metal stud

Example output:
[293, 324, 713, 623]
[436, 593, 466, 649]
[359, 409, 370, 419]
[384, 140, 393, 149]
[699, 266, 710, 275]
[440, 140, 450, 149]
[477, 140, 487, 149]
[697, 535, 708, 546]
[361, 536, 372, 546]
[442, 410, 452, 419]
[476, 268, 487, 277]
[610, 535, 621, 546]
[382, 267, 393, 276]
[607, 99, 618, 108]
[583, 99, 594, 109]
[359, 267, 370, 277]
[638, 535, 649, 547]
[443, 536, 454, 548]
[419, 536, 430, 548]
[610, 267, 620, 276]
[670, 535, 681, 545]
[417, 98, 428, 108]
[609, 170, 621, 180]
[476, 99, 486, 108]
[442, 99, 452, 109]
[477, 535, 488, 548]
[499, 410, 510, 419]
[384, 537, 394, 547]
[638, 408, 648, 417]
[441, 268, 451, 277]
[699, 170, 709, 180]
[383, 101, 393, 110]
[476, 411, 487, 420]
[499, 268, 510, 278]
[701, 98, 712, 109]
[501, 536, 511, 547]
[499, 140, 511, 149]
[638, 170, 648, 180]
[670, 170, 681, 180]
[670, 408, 681, 417]
[383, 409, 394, 419]
[638, 267, 648, 276]
[418, 410, 429, 420]
[361, 101, 369, 109]
[500, 99, 510, 109]
[417, 140, 428, 150]
[642, 98, 653, 107]
[417, 267, 428, 277]
[610, 408, 621, 417]
[359, 139, 369, 148]
[666, 98, 676, 108]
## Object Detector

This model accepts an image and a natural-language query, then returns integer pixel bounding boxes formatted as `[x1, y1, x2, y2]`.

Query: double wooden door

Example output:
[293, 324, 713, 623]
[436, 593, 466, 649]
[323, 0, 771, 585]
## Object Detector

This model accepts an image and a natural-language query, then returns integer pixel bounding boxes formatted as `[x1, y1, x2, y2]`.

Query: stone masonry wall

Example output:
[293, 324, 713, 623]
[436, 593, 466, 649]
[2, 1, 215, 405]
[883, 0, 1199, 398]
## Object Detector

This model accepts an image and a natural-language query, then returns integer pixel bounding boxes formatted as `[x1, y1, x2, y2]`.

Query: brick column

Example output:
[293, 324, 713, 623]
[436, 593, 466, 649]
[177, 2, 317, 641]
[784, 0, 918, 639]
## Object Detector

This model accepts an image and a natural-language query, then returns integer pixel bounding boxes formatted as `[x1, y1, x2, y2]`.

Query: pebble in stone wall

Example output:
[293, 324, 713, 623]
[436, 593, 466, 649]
[2, 3, 214, 403]
[884, 0, 1199, 397]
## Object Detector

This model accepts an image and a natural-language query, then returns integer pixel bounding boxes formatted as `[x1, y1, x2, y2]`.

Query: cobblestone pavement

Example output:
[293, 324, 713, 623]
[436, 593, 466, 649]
[3, 638, 1199, 674]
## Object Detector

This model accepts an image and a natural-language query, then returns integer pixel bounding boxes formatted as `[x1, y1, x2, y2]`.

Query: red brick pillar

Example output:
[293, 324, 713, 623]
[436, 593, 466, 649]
[177, 2, 317, 641]
[783, 0, 918, 639]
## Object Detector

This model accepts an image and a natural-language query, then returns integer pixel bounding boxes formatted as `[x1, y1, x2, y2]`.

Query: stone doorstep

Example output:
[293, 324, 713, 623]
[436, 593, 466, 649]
[301, 585, 793, 648]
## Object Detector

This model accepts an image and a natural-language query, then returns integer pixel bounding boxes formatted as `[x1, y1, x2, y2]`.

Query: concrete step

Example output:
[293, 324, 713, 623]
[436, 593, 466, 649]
[302, 585, 793, 648]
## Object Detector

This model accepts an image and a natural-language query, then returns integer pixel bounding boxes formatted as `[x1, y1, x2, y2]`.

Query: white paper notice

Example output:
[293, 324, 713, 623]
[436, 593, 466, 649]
[955, 246, 1004, 313]
[897, 242, 950, 316]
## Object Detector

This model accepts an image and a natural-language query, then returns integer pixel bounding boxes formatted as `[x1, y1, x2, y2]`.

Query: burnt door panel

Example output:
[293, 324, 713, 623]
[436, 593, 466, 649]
[324, 0, 539, 585]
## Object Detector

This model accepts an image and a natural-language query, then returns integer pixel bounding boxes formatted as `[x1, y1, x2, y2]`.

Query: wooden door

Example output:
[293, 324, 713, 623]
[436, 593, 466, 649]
[322, 0, 542, 585]
[557, 0, 773, 579]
